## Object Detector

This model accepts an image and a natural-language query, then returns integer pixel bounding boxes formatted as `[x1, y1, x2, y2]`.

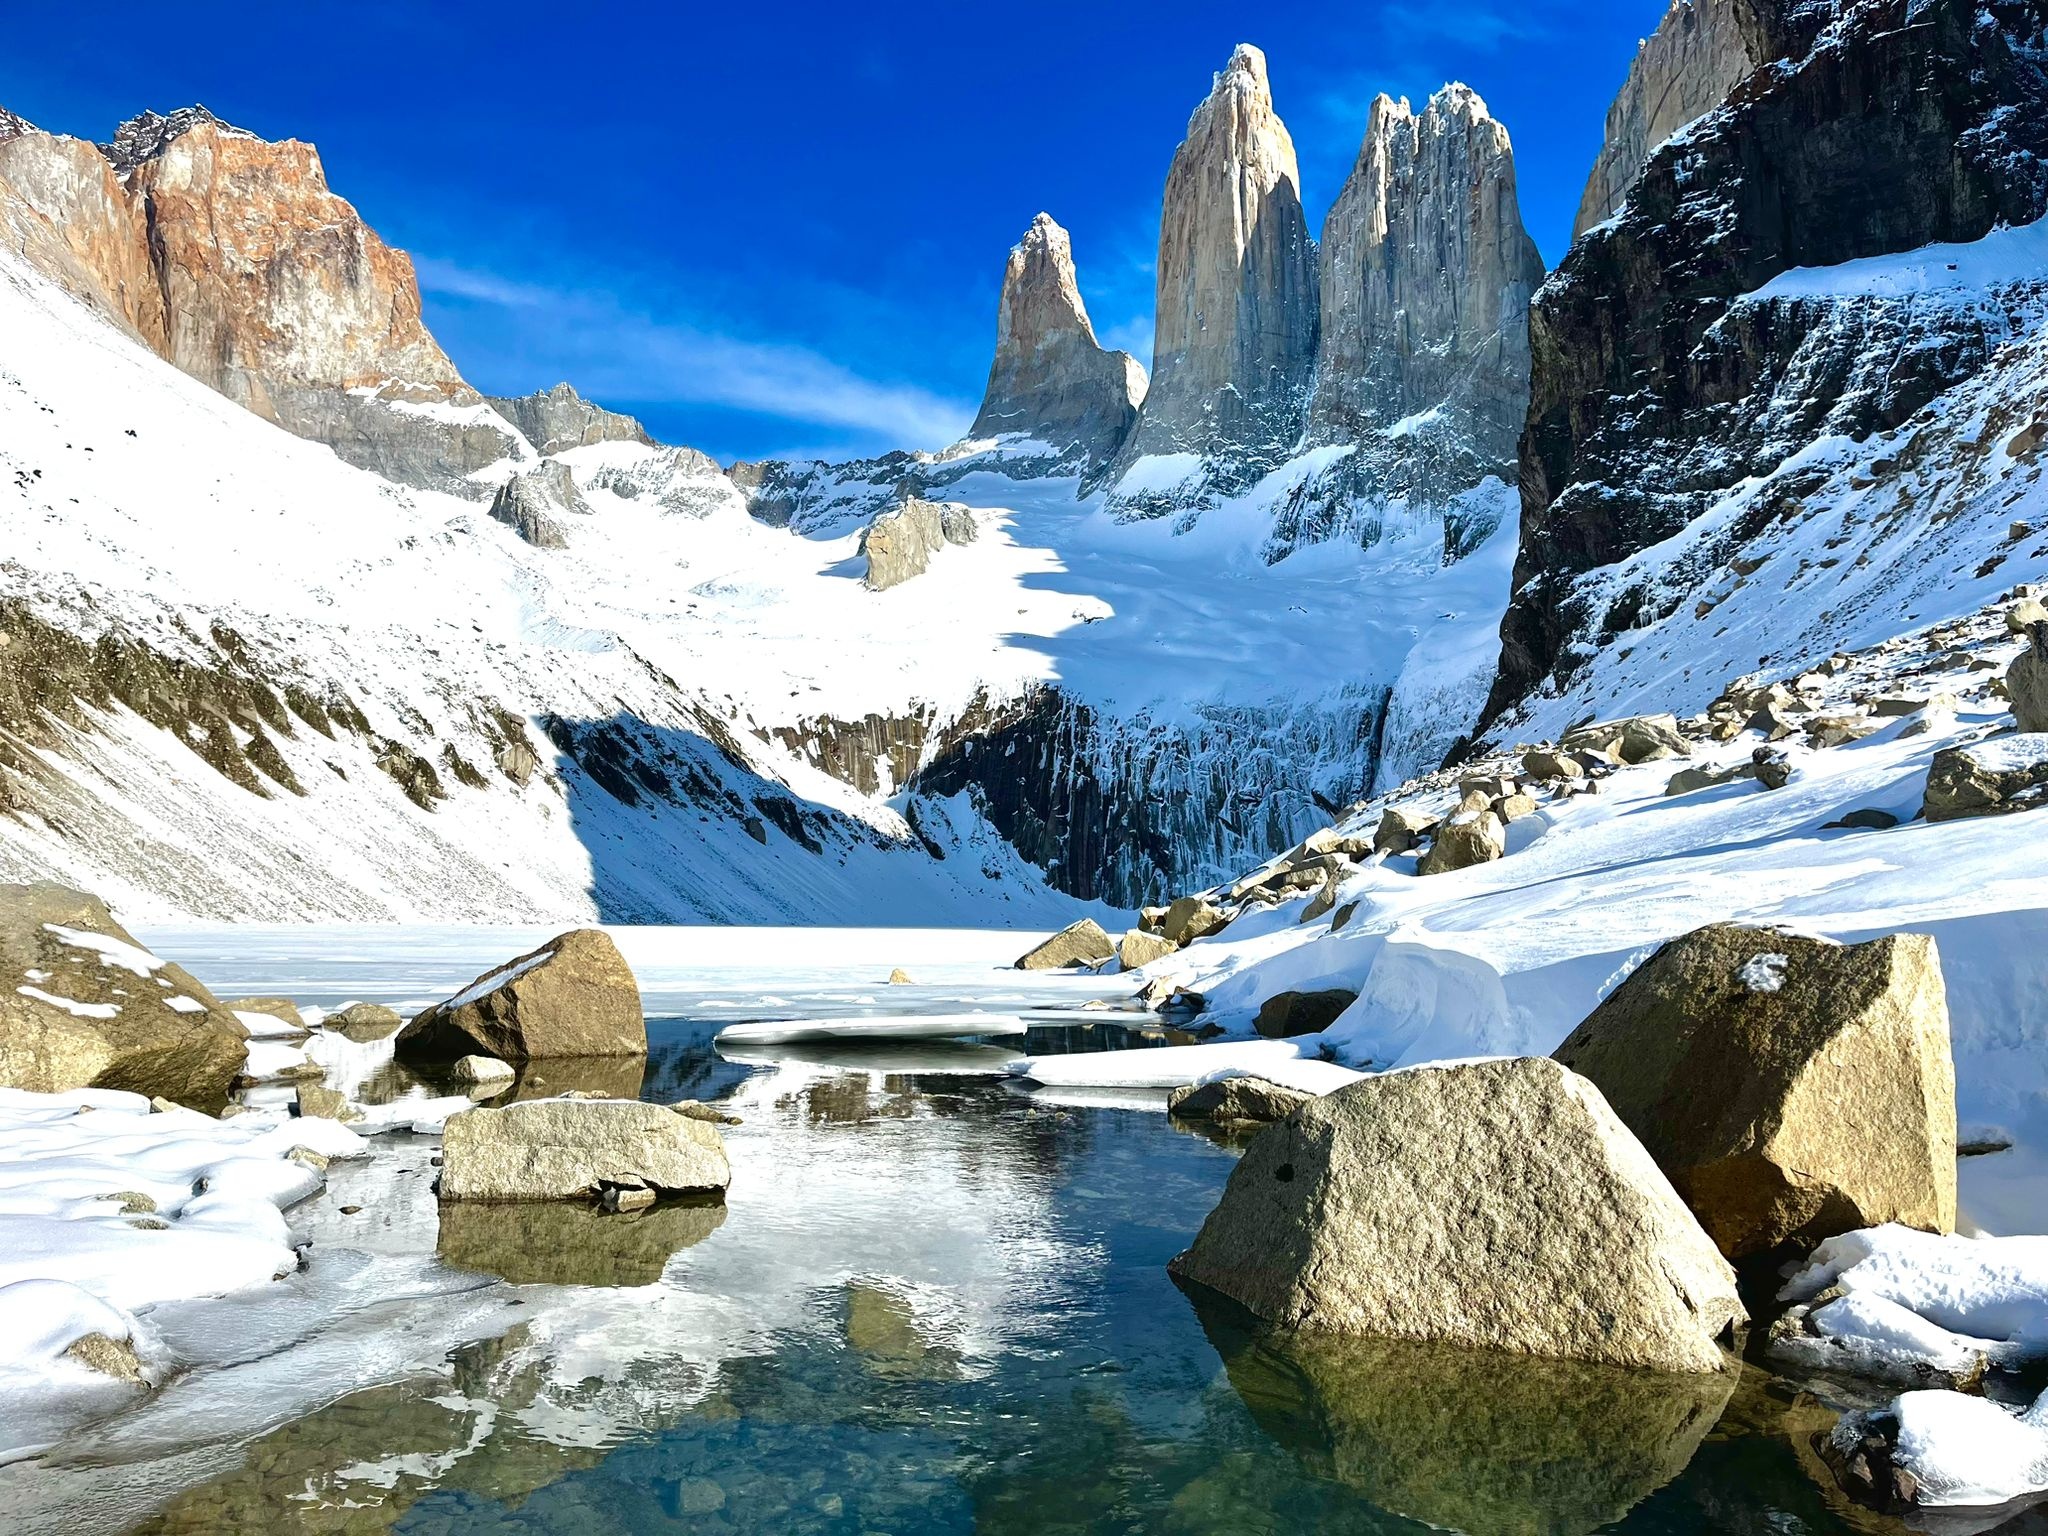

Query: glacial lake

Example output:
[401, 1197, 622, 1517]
[1, 926, 2035, 1535]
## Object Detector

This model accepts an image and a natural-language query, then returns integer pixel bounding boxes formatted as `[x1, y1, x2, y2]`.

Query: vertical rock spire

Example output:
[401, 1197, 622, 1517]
[967, 212, 1145, 469]
[1309, 86, 1544, 454]
[1103, 43, 1319, 514]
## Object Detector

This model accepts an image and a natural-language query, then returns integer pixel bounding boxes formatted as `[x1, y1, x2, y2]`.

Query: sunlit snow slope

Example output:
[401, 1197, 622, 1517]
[0, 252, 1509, 922]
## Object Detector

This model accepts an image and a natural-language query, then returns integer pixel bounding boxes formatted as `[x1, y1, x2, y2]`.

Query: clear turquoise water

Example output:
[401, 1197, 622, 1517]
[105, 1014, 2014, 1536]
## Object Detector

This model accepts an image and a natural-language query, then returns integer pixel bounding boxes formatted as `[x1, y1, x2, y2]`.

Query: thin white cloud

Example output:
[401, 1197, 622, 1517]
[414, 257, 974, 451]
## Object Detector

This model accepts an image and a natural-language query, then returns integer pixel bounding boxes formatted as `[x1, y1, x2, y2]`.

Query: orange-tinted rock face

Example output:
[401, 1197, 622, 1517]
[124, 121, 468, 411]
[0, 106, 522, 493]
[0, 131, 165, 349]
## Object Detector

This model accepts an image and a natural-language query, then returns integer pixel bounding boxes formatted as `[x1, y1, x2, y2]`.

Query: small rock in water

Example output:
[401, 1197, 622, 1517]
[887, 967, 914, 984]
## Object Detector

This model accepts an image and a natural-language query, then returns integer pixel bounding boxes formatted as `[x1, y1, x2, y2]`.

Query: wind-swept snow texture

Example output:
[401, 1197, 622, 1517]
[0, 248, 1517, 920]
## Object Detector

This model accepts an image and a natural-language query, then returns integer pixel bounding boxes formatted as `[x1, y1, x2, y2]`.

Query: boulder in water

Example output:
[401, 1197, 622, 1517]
[438, 1097, 730, 1203]
[1170, 1057, 1743, 1372]
[396, 929, 646, 1062]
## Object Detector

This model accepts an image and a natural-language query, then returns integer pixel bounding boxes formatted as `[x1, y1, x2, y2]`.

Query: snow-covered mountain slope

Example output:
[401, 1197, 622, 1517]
[1487, 0, 2048, 733]
[0, 249, 1510, 921]
[1496, 219, 2048, 743]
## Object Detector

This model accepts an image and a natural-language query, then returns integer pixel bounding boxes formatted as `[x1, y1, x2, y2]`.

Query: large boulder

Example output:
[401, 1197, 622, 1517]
[1170, 1057, 1744, 1372]
[1253, 989, 1358, 1039]
[2006, 619, 2048, 732]
[395, 929, 646, 1063]
[1372, 805, 1437, 855]
[1921, 735, 2048, 821]
[0, 882, 247, 1110]
[1563, 714, 1690, 765]
[1161, 895, 1230, 945]
[1415, 801, 1505, 876]
[438, 1097, 731, 1203]
[860, 497, 976, 591]
[1014, 919, 1114, 971]
[1553, 925, 1955, 1259]
[1117, 928, 1177, 970]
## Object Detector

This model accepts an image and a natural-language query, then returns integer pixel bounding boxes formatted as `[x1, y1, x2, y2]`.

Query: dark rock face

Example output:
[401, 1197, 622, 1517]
[1486, 0, 2048, 724]
[909, 686, 1376, 908]
[967, 213, 1145, 470]
[486, 382, 653, 456]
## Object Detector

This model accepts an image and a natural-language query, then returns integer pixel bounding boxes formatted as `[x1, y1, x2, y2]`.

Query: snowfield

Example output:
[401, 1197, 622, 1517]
[0, 244, 1516, 923]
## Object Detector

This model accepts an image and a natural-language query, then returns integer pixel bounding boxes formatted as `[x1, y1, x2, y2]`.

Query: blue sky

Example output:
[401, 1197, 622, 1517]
[4, 1, 1668, 462]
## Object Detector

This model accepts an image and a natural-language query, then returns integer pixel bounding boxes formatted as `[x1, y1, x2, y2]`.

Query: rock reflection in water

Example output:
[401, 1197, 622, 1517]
[1193, 1290, 1734, 1536]
[437, 1199, 726, 1288]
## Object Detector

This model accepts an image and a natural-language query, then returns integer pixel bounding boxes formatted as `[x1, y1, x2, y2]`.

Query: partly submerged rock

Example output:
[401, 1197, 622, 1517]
[1170, 1057, 1743, 1372]
[1167, 1076, 1312, 1125]
[1014, 919, 1115, 971]
[294, 1082, 361, 1123]
[438, 1097, 730, 1203]
[1253, 989, 1357, 1039]
[0, 881, 247, 1110]
[1554, 925, 1955, 1258]
[1200, 1307, 1735, 1536]
[325, 1001, 404, 1039]
[451, 1053, 514, 1085]
[396, 929, 646, 1062]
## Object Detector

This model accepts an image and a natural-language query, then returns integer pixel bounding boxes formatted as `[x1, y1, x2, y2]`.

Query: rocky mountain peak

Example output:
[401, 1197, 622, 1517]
[99, 105, 258, 175]
[1103, 41, 1319, 512]
[0, 105, 36, 142]
[488, 381, 655, 457]
[1309, 80, 1542, 447]
[967, 212, 1143, 467]
[1263, 79, 1543, 562]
